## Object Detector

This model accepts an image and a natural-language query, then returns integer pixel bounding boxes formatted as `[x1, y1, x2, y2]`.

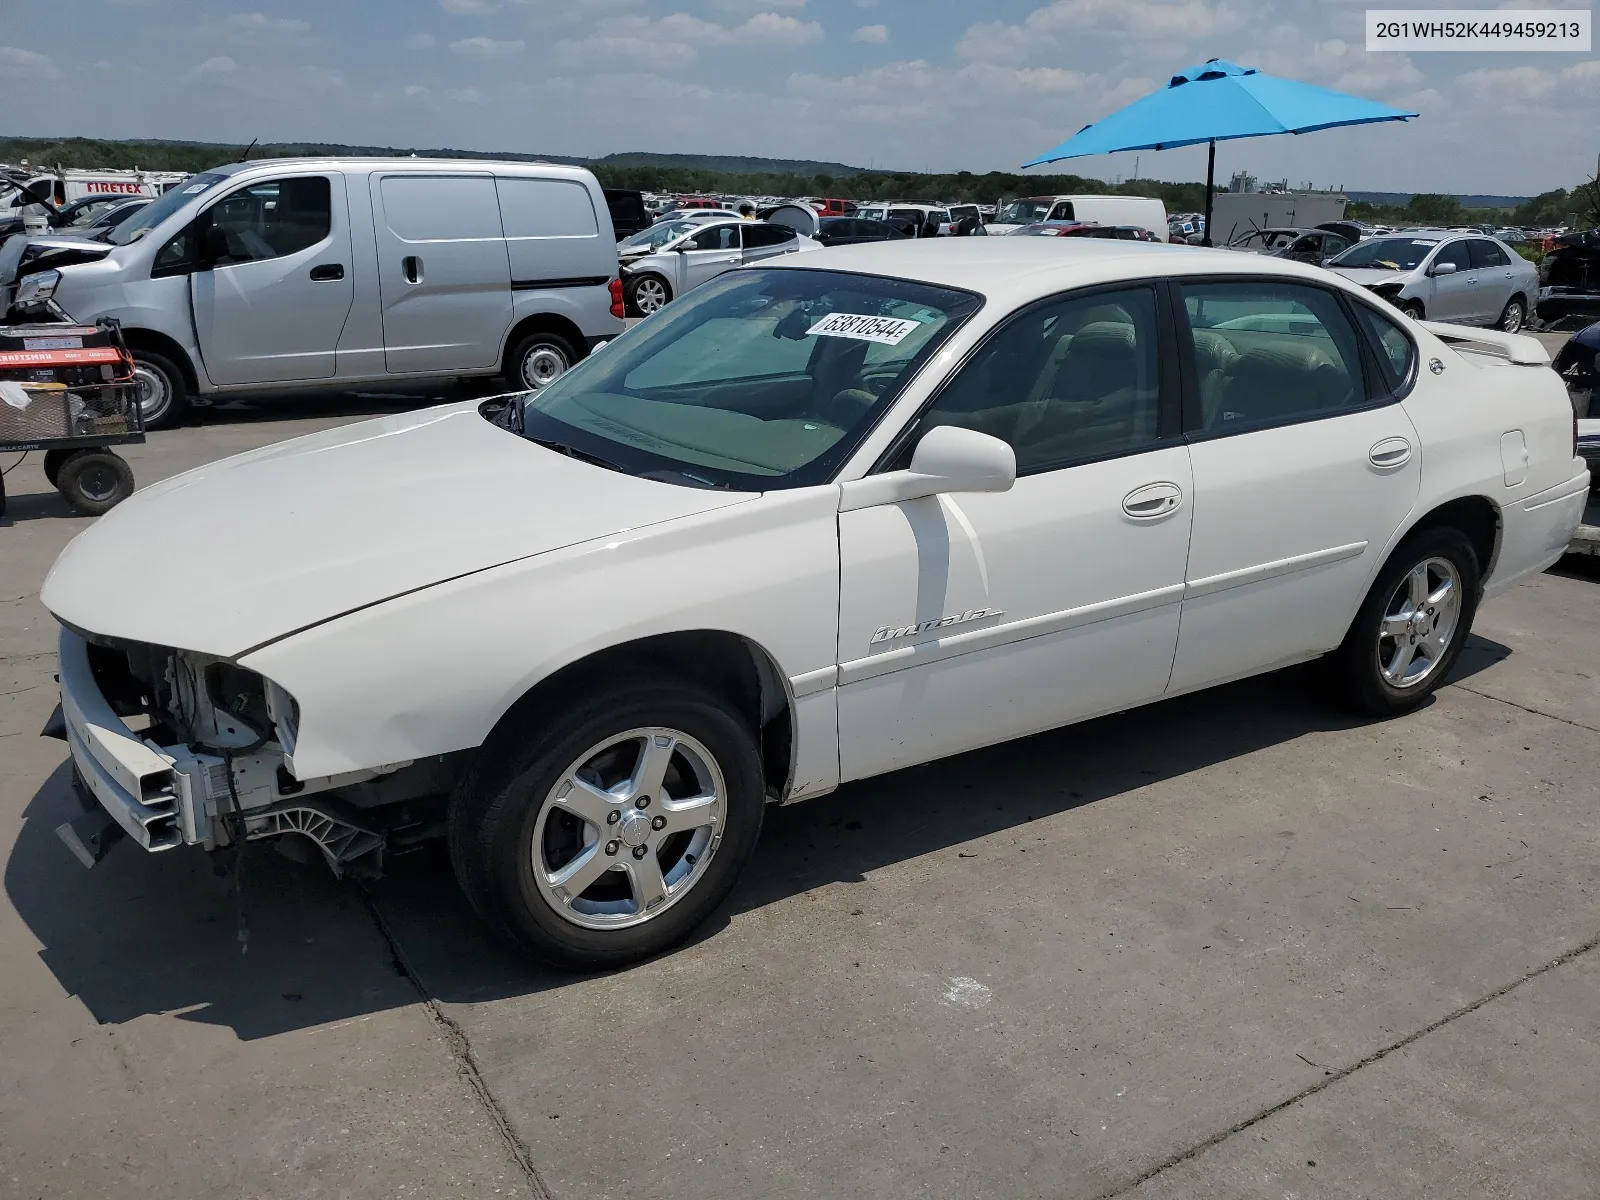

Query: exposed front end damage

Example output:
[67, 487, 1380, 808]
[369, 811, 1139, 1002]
[52, 627, 462, 876]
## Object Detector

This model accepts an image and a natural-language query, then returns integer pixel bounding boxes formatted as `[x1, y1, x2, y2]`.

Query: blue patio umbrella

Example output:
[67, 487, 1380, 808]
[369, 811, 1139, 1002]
[1023, 59, 1418, 244]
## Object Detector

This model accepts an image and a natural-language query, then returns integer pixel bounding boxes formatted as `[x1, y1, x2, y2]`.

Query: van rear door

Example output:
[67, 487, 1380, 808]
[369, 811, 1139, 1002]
[370, 172, 512, 373]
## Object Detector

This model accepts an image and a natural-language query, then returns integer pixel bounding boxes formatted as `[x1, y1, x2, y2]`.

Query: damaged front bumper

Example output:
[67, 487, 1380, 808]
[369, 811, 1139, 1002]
[49, 627, 426, 875]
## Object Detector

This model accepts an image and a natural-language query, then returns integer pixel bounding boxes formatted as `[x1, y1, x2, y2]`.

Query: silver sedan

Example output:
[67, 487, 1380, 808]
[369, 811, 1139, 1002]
[1327, 231, 1538, 331]
[618, 218, 820, 316]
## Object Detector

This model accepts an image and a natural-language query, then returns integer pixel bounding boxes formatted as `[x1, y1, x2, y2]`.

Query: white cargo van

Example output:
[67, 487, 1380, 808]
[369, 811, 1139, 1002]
[13, 158, 625, 427]
[987, 194, 1168, 239]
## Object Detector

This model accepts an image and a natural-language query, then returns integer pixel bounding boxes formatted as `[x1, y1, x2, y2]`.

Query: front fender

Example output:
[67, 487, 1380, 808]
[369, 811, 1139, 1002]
[239, 486, 843, 795]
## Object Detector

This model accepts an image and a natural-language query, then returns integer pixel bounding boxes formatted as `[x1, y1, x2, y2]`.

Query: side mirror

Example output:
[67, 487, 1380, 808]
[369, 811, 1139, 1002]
[1430, 260, 1457, 277]
[839, 426, 1016, 512]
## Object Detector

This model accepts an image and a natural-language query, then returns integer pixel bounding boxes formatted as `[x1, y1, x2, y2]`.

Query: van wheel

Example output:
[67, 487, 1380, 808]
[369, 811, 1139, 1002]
[1330, 527, 1481, 717]
[509, 330, 579, 392]
[628, 274, 672, 316]
[55, 450, 135, 516]
[129, 349, 188, 430]
[448, 678, 765, 969]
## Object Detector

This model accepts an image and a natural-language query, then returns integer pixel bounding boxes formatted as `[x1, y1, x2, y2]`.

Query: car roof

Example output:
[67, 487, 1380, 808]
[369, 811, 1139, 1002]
[776, 237, 1351, 305]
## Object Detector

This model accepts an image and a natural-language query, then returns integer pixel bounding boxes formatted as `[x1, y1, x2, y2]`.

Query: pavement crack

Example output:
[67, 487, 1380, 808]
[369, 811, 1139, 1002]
[1099, 928, 1600, 1199]
[357, 887, 554, 1200]
[1449, 682, 1600, 734]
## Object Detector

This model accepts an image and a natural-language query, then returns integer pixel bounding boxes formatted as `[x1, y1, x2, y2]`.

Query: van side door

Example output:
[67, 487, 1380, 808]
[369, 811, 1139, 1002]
[370, 172, 512, 373]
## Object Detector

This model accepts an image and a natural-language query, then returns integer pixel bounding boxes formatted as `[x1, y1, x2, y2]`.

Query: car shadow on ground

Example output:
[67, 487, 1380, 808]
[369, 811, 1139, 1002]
[6, 636, 1513, 1041]
[183, 380, 512, 428]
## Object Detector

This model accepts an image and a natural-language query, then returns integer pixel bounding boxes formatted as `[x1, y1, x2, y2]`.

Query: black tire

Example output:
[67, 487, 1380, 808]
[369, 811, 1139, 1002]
[1330, 526, 1481, 717]
[1399, 299, 1425, 320]
[1496, 296, 1526, 333]
[42, 448, 72, 487]
[627, 273, 672, 317]
[128, 347, 188, 430]
[55, 450, 135, 516]
[506, 329, 580, 393]
[448, 678, 765, 969]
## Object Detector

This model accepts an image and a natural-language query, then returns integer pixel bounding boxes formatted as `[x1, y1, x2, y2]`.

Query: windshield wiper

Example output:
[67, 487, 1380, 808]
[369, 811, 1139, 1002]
[527, 435, 628, 474]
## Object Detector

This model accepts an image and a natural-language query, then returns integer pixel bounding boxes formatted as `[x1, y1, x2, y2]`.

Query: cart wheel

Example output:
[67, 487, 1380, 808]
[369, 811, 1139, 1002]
[42, 448, 72, 488]
[56, 450, 135, 516]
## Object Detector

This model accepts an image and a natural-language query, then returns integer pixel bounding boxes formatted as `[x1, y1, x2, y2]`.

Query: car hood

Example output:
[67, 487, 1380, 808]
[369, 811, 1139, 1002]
[42, 402, 754, 658]
[1328, 267, 1412, 288]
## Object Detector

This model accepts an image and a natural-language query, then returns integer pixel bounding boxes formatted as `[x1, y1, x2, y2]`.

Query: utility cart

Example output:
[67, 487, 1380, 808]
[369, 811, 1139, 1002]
[0, 306, 144, 520]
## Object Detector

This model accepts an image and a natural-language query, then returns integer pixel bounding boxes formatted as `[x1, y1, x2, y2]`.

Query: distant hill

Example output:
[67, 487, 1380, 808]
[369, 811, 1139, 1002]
[1348, 190, 1530, 210]
[592, 151, 874, 177]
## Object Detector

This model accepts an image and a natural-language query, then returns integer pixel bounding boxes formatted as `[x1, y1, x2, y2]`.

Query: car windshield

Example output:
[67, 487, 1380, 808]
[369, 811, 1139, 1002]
[1329, 237, 1437, 271]
[106, 171, 226, 245]
[998, 200, 1055, 224]
[620, 220, 699, 252]
[505, 268, 983, 490]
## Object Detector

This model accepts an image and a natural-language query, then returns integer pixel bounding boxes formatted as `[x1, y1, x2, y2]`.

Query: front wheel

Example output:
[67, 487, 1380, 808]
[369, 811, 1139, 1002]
[128, 348, 188, 430]
[1399, 299, 1425, 320]
[627, 273, 672, 316]
[1496, 296, 1526, 333]
[1330, 527, 1481, 717]
[448, 679, 766, 969]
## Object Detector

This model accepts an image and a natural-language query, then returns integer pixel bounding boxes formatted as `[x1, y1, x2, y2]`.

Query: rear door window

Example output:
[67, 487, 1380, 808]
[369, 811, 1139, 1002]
[1468, 239, 1510, 269]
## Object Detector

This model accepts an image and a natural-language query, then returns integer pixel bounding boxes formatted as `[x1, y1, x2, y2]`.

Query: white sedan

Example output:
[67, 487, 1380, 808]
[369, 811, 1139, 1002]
[42, 240, 1590, 967]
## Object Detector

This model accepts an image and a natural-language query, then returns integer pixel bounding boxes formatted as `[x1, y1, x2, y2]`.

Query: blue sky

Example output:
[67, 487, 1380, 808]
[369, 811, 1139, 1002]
[2, 0, 1594, 194]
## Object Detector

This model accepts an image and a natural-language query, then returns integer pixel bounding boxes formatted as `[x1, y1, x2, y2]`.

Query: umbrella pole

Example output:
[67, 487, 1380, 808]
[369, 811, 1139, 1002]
[1203, 138, 1215, 246]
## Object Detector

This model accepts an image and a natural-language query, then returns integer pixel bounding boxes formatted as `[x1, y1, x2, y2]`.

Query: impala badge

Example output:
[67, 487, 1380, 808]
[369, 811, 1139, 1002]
[871, 607, 1004, 644]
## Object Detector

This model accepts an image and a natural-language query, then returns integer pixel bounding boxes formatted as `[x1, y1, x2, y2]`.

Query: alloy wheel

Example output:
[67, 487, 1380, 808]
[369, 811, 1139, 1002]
[530, 727, 725, 930]
[1499, 300, 1524, 333]
[633, 278, 667, 314]
[1376, 556, 1462, 689]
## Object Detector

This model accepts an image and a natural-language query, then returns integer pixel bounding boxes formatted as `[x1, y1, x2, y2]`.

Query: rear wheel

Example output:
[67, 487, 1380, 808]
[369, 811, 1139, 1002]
[1497, 296, 1525, 333]
[42, 448, 71, 487]
[448, 679, 765, 968]
[1330, 527, 1481, 716]
[628, 273, 671, 316]
[508, 329, 579, 393]
[55, 450, 134, 516]
[128, 348, 188, 430]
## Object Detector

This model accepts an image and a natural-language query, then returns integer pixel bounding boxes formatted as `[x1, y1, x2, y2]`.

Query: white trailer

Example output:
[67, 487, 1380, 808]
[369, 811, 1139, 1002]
[1209, 191, 1348, 246]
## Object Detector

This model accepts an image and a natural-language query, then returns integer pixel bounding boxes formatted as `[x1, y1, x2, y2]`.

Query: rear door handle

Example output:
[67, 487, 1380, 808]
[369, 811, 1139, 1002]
[1122, 481, 1184, 520]
[309, 263, 345, 282]
[1369, 437, 1412, 468]
[402, 255, 422, 284]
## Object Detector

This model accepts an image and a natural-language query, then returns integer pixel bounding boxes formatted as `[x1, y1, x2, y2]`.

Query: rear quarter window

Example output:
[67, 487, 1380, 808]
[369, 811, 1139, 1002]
[496, 178, 600, 239]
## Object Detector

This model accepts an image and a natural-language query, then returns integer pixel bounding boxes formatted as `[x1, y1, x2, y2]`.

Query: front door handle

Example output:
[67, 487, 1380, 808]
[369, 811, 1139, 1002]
[1122, 481, 1184, 520]
[309, 263, 345, 282]
[1369, 437, 1412, 469]
[401, 255, 422, 284]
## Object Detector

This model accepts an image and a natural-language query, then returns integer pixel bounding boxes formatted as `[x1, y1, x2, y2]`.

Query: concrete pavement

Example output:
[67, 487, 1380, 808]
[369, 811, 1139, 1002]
[1, 390, 1597, 1199]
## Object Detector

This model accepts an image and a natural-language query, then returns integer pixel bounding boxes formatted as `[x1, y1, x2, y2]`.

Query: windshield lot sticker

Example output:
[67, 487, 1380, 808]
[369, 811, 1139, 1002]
[807, 312, 921, 345]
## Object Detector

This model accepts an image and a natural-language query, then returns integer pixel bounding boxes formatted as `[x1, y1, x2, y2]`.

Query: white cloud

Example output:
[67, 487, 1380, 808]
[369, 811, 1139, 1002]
[205, 12, 313, 44]
[404, 83, 432, 97]
[191, 55, 240, 76]
[555, 34, 698, 69]
[446, 86, 488, 103]
[404, 33, 437, 49]
[714, 0, 806, 8]
[735, 12, 822, 43]
[559, 10, 819, 68]
[441, 0, 496, 12]
[449, 36, 526, 57]
[0, 46, 62, 82]
[959, 0, 1242, 62]
[852, 24, 888, 43]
